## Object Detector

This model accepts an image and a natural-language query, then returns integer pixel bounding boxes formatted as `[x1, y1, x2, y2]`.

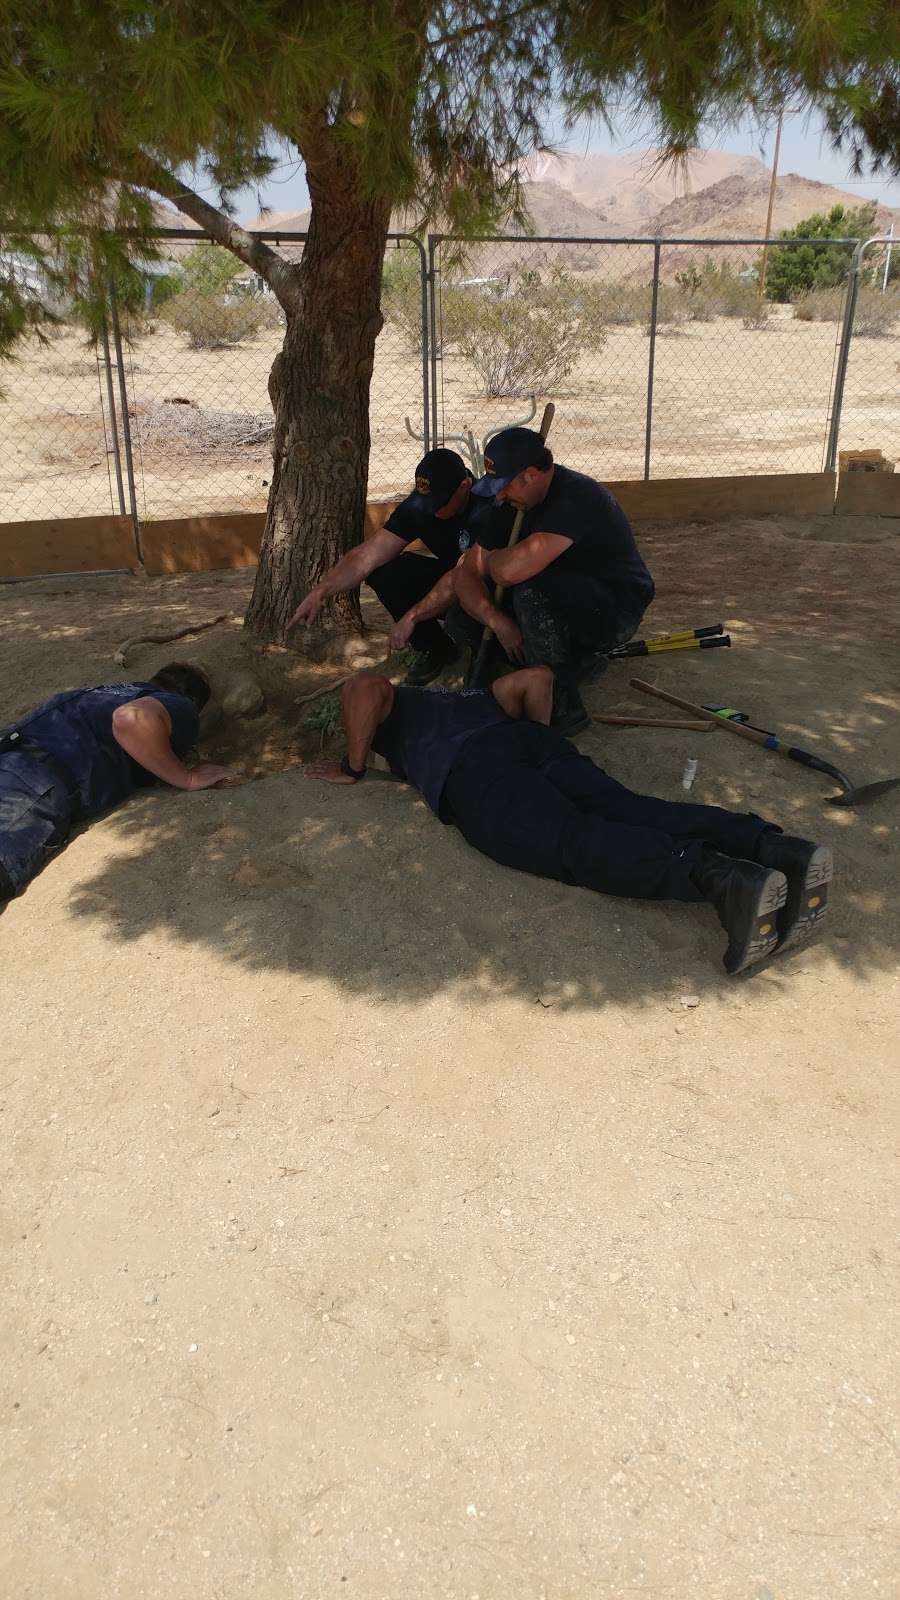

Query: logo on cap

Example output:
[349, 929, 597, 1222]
[415, 475, 431, 494]
[484, 456, 495, 474]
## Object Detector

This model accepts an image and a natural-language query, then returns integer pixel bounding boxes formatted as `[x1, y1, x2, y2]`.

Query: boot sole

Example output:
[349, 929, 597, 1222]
[727, 869, 788, 975]
[777, 845, 833, 953]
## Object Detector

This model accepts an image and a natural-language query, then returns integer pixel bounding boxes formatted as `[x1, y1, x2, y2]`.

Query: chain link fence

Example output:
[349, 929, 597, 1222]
[826, 236, 900, 465]
[427, 234, 900, 479]
[0, 230, 428, 525]
[2, 228, 898, 538]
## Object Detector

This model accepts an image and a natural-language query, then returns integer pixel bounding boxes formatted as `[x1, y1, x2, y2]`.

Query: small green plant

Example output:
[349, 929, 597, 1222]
[303, 693, 341, 749]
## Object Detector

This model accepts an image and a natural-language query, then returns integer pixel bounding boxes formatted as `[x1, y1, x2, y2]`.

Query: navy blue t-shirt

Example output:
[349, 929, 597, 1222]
[5, 683, 200, 815]
[475, 465, 654, 605]
[371, 685, 511, 816]
[383, 498, 472, 569]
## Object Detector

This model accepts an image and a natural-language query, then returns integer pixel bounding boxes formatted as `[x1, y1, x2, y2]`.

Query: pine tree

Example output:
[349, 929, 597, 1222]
[763, 202, 879, 301]
[2, 2, 899, 639]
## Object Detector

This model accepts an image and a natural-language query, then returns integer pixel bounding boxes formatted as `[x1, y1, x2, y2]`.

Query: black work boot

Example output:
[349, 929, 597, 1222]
[756, 832, 833, 953]
[691, 847, 788, 976]
[402, 631, 460, 687]
[550, 679, 590, 737]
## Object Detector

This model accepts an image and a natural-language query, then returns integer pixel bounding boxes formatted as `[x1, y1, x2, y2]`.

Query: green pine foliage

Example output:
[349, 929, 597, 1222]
[761, 203, 878, 301]
[2, 2, 899, 347]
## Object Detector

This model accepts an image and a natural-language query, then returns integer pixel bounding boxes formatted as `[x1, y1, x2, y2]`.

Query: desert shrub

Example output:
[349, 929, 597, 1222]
[148, 272, 183, 309]
[252, 293, 286, 332]
[742, 304, 771, 330]
[791, 287, 845, 322]
[644, 283, 688, 334]
[381, 250, 426, 353]
[160, 287, 268, 348]
[442, 268, 607, 397]
[176, 244, 244, 295]
[671, 256, 761, 320]
[852, 286, 900, 337]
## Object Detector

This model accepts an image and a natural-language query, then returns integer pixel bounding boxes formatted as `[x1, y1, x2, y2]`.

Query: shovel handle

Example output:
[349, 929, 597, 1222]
[630, 678, 778, 749]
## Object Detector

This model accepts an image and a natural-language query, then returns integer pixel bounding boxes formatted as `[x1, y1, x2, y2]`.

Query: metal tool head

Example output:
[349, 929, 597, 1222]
[826, 775, 900, 808]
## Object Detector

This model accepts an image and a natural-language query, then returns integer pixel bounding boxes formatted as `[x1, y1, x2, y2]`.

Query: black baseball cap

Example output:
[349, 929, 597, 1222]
[472, 428, 549, 497]
[404, 448, 470, 514]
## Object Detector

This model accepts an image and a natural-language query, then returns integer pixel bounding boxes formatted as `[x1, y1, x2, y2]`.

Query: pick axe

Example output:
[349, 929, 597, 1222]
[466, 401, 555, 689]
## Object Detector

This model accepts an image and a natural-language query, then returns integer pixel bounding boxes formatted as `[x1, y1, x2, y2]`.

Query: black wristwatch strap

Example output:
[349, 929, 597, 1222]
[340, 753, 367, 781]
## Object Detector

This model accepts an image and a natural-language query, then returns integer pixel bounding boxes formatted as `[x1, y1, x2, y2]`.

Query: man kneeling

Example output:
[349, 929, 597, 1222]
[306, 667, 832, 976]
[0, 664, 234, 901]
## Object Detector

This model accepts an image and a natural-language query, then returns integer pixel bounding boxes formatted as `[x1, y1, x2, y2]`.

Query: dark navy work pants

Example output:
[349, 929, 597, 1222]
[446, 565, 651, 680]
[442, 722, 774, 901]
[367, 553, 455, 653]
[0, 750, 77, 898]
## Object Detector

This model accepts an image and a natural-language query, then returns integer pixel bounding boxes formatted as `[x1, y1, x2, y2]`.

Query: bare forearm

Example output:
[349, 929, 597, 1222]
[405, 565, 458, 626]
[318, 544, 380, 598]
[455, 565, 505, 628]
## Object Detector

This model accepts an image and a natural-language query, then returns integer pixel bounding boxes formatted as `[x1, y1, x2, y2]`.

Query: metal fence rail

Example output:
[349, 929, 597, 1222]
[1, 228, 898, 535]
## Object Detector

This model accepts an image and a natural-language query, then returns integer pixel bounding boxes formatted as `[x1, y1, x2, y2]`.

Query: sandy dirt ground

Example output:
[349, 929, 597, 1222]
[3, 305, 898, 522]
[1, 514, 899, 1599]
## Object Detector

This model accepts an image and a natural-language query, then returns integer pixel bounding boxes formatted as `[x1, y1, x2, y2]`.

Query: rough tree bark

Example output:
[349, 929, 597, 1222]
[244, 123, 392, 643]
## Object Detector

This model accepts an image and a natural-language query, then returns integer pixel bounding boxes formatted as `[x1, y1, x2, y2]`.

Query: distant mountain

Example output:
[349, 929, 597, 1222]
[239, 154, 899, 280]
[520, 148, 769, 234]
[244, 208, 310, 233]
[652, 170, 899, 241]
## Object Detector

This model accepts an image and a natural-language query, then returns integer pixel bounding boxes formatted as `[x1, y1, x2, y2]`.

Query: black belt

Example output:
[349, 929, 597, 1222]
[0, 732, 82, 815]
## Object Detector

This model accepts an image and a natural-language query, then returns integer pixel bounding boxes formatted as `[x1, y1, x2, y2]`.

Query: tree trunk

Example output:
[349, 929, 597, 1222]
[245, 156, 392, 643]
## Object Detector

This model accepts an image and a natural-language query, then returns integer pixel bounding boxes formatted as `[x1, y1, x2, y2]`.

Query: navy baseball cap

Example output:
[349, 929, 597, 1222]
[472, 428, 549, 497]
[404, 448, 470, 514]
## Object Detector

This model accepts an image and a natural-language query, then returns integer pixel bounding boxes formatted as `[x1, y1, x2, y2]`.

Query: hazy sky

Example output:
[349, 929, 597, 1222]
[194, 107, 899, 223]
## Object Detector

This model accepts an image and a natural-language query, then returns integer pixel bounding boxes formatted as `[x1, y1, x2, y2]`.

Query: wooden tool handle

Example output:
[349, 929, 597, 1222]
[469, 401, 555, 686]
[493, 399, 555, 600]
[630, 678, 774, 748]
[592, 715, 713, 730]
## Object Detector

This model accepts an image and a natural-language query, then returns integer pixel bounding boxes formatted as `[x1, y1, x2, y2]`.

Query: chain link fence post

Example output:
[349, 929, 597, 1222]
[99, 309, 127, 516]
[825, 234, 898, 473]
[427, 235, 441, 447]
[824, 245, 863, 472]
[413, 236, 430, 453]
[643, 241, 661, 481]
[107, 277, 143, 563]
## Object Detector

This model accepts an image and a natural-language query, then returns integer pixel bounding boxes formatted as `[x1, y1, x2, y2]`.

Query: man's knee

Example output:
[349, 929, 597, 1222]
[341, 672, 394, 718]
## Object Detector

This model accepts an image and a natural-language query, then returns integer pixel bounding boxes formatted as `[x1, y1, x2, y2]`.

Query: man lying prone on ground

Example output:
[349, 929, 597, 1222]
[0, 664, 234, 901]
[306, 667, 832, 976]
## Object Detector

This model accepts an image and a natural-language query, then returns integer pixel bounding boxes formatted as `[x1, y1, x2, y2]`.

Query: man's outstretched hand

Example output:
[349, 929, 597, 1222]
[288, 590, 324, 629]
[389, 615, 416, 652]
[305, 758, 359, 785]
[189, 763, 241, 789]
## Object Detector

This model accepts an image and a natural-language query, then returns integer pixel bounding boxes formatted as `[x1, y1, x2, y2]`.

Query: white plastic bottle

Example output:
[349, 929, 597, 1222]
[681, 757, 698, 792]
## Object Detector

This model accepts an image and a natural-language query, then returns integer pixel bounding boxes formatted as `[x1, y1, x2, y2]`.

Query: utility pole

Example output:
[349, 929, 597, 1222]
[757, 106, 785, 301]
